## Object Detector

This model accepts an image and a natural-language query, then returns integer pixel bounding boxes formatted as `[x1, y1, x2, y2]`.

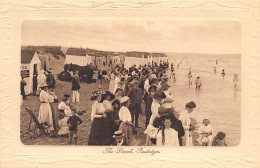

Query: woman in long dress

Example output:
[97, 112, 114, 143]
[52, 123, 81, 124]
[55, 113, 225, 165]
[113, 73, 121, 95]
[109, 71, 115, 93]
[179, 101, 196, 146]
[37, 82, 53, 132]
[88, 91, 107, 145]
[118, 96, 134, 145]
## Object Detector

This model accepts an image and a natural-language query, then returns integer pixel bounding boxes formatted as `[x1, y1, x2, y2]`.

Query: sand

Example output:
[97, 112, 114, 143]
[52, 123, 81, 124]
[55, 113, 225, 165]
[20, 55, 240, 146]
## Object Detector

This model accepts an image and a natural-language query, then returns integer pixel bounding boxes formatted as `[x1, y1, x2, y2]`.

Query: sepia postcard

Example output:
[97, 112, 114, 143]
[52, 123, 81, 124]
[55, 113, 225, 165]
[1, 0, 260, 168]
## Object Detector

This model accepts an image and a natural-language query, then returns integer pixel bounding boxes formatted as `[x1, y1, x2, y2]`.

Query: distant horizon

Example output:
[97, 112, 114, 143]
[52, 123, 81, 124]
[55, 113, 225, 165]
[21, 45, 240, 56]
[22, 20, 241, 55]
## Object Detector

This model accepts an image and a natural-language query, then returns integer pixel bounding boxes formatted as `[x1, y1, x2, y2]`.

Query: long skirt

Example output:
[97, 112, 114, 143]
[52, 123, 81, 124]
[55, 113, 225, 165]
[88, 118, 116, 145]
[38, 103, 53, 130]
[119, 122, 133, 145]
[109, 79, 115, 93]
[182, 130, 193, 146]
[50, 103, 58, 131]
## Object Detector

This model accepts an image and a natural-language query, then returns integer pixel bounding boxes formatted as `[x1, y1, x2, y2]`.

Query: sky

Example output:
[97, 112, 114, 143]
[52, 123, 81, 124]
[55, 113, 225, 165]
[22, 20, 241, 54]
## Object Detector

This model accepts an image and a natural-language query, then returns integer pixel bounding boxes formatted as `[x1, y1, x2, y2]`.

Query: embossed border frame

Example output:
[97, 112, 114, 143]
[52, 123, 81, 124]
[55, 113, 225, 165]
[1, 0, 260, 168]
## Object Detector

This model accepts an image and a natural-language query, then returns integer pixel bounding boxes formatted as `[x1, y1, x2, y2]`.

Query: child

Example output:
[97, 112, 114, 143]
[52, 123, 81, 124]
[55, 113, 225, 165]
[212, 131, 227, 146]
[57, 113, 69, 136]
[197, 119, 214, 146]
[156, 116, 179, 146]
[67, 109, 83, 145]
[195, 77, 202, 90]
[179, 101, 196, 146]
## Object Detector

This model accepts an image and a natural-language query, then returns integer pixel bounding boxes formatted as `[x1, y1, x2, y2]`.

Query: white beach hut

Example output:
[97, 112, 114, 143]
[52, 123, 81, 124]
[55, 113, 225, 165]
[21, 50, 41, 95]
[65, 48, 92, 66]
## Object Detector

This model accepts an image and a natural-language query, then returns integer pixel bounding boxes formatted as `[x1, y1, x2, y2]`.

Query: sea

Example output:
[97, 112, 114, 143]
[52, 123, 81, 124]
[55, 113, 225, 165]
[166, 53, 241, 146]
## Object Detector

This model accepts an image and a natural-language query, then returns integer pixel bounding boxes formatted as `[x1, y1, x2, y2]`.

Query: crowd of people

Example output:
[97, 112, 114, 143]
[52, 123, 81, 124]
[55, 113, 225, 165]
[22, 61, 228, 146]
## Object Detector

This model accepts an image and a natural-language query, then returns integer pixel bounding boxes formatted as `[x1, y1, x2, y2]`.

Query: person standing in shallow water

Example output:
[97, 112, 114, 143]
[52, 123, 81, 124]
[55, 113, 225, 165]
[221, 69, 225, 80]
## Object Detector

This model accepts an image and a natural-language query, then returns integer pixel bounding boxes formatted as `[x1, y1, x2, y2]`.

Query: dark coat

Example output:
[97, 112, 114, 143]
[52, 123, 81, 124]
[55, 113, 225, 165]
[128, 87, 143, 115]
[127, 87, 142, 108]
[71, 75, 80, 90]
[88, 116, 117, 145]
[46, 73, 56, 88]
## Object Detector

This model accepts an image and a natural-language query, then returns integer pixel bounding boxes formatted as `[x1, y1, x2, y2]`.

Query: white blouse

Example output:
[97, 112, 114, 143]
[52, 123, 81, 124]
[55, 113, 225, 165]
[149, 100, 161, 125]
[179, 110, 190, 130]
[39, 90, 50, 103]
[58, 101, 73, 117]
[118, 106, 132, 123]
[156, 128, 179, 146]
[144, 79, 150, 92]
[91, 101, 105, 122]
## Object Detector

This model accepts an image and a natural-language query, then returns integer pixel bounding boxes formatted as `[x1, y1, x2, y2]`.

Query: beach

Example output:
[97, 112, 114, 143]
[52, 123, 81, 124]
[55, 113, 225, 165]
[20, 54, 241, 146]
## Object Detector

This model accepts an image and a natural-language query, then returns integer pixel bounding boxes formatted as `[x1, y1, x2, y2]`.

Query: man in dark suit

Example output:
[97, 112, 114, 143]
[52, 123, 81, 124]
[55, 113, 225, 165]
[128, 80, 143, 128]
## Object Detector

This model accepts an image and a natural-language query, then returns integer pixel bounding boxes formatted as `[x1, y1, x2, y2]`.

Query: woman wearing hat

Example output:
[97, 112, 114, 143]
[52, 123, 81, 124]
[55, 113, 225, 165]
[37, 82, 53, 132]
[109, 71, 116, 93]
[88, 91, 107, 145]
[114, 88, 124, 101]
[102, 91, 115, 111]
[113, 73, 121, 95]
[152, 107, 185, 146]
[143, 85, 157, 127]
[160, 82, 172, 99]
[118, 96, 134, 145]
[149, 90, 166, 125]
[36, 70, 46, 95]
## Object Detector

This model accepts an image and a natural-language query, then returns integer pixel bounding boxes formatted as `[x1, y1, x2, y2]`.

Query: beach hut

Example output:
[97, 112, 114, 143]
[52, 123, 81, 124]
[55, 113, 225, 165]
[65, 48, 92, 66]
[112, 56, 121, 65]
[21, 50, 41, 95]
[124, 52, 145, 69]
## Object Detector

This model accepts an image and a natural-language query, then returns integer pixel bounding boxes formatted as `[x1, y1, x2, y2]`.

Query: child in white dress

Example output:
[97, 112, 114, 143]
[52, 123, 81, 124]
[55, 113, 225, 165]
[58, 113, 69, 136]
[197, 119, 214, 146]
[156, 117, 179, 146]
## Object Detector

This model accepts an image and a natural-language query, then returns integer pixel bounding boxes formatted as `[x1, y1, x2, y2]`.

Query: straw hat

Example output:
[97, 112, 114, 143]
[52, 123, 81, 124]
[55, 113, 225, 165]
[120, 96, 129, 104]
[163, 97, 173, 103]
[112, 131, 125, 138]
[38, 82, 48, 88]
[148, 85, 157, 93]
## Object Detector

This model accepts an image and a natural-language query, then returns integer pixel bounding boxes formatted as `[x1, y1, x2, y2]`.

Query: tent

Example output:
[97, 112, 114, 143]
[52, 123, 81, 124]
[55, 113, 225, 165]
[21, 50, 41, 95]
[65, 48, 92, 66]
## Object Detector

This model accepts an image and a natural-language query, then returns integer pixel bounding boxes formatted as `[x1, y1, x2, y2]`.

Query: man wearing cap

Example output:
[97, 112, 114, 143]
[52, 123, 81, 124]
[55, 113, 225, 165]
[127, 80, 143, 128]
